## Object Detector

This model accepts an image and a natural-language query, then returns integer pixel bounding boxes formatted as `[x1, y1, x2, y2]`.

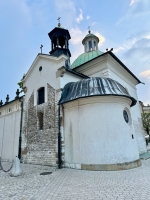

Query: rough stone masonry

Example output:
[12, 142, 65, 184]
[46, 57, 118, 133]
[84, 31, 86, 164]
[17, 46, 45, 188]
[21, 84, 59, 166]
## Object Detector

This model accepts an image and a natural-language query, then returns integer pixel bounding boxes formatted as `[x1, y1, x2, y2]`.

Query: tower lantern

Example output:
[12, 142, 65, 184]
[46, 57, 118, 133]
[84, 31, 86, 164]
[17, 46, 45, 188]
[82, 31, 99, 53]
[48, 22, 71, 59]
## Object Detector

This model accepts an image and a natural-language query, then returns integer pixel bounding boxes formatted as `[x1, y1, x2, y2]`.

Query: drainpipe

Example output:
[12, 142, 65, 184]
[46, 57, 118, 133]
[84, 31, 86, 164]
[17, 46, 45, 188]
[58, 105, 61, 168]
[18, 98, 23, 160]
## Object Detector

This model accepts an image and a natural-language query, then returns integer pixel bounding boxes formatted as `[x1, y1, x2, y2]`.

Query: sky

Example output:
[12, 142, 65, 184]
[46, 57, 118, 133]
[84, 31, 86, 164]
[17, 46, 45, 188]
[0, 0, 150, 105]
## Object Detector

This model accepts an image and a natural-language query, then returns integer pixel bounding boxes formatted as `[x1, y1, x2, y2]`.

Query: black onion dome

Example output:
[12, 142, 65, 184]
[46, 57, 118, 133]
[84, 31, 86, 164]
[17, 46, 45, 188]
[59, 77, 137, 107]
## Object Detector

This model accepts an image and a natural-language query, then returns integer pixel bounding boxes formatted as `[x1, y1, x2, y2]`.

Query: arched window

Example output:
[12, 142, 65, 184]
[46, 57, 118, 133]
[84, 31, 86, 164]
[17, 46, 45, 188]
[38, 112, 43, 130]
[58, 35, 65, 48]
[38, 87, 45, 105]
[52, 37, 57, 48]
[85, 42, 87, 52]
[89, 40, 92, 51]
[94, 41, 96, 50]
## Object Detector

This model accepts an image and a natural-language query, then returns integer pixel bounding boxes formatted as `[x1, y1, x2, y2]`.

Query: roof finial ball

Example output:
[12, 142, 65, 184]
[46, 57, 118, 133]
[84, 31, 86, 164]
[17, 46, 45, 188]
[5, 94, 9, 104]
[15, 89, 20, 100]
[57, 17, 61, 27]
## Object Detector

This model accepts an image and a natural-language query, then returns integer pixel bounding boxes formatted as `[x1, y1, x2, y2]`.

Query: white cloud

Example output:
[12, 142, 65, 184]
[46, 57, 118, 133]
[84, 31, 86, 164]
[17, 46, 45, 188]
[70, 45, 84, 65]
[128, 31, 150, 42]
[114, 30, 150, 105]
[92, 22, 97, 26]
[114, 31, 150, 57]
[69, 28, 85, 63]
[130, 0, 136, 6]
[76, 9, 83, 23]
[70, 28, 105, 49]
[94, 32, 105, 46]
[123, 44, 130, 49]
[139, 70, 150, 80]
[86, 15, 90, 20]
[113, 47, 125, 53]
[124, 35, 150, 63]
[70, 27, 86, 44]
[117, 0, 150, 25]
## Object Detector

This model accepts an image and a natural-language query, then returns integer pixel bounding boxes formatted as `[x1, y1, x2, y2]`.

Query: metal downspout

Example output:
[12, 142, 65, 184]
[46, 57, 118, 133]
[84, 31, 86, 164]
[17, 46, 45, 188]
[58, 105, 61, 168]
[18, 98, 23, 160]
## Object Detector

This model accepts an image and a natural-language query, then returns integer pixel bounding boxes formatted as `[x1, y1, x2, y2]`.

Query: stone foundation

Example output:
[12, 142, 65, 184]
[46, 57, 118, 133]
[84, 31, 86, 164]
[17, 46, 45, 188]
[65, 159, 142, 171]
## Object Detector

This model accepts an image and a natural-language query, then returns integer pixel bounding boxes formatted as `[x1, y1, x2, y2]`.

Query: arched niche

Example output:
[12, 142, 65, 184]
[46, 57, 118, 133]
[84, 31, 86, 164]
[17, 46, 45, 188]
[37, 112, 43, 130]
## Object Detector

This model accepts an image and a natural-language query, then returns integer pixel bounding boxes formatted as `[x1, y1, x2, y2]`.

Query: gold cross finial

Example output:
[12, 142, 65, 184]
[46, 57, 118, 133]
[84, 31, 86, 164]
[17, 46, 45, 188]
[88, 26, 91, 33]
[57, 17, 61, 27]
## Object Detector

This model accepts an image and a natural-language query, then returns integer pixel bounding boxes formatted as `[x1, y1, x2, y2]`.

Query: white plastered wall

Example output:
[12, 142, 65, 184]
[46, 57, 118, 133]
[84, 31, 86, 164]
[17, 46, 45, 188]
[0, 101, 21, 161]
[106, 59, 146, 154]
[64, 96, 140, 168]
[23, 55, 83, 108]
[73, 54, 147, 154]
[60, 72, 81, 89]
[23, 55, 67, 105]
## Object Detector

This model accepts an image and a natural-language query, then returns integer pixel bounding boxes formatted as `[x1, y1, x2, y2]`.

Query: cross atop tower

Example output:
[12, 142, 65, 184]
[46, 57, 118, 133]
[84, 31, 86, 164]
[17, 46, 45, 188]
[88, 26, 91, 34]
[40, 45, 43, 54]
[57, 17, 61, 27]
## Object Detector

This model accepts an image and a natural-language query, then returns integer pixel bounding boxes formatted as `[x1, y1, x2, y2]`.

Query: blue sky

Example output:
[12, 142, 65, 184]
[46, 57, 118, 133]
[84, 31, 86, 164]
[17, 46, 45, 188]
[0, 0, 150, 105]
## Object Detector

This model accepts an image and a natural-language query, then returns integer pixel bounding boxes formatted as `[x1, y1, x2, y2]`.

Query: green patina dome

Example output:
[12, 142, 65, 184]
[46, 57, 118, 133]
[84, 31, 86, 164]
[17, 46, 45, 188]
[70, 50, 104, 69]
[85, 33, 97, 38]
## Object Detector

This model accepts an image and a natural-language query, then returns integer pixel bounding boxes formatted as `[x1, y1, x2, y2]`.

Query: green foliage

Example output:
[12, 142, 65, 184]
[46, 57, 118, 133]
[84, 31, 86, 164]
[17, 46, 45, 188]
[17, 74, 26, 93]
[142, 112, 150, 135]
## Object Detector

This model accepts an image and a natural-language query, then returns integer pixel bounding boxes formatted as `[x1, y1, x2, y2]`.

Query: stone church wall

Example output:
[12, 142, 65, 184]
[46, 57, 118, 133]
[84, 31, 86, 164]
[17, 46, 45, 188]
[21, 84, 59, 166]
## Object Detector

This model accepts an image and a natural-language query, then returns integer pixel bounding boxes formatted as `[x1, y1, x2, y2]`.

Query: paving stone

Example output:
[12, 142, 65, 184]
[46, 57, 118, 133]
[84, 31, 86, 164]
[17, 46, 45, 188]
[0, 159, 150, 199]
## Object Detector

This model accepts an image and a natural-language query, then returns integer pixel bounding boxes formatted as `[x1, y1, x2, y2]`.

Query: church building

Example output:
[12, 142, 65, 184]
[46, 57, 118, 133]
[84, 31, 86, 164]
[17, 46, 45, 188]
[0, 23, 147, 170]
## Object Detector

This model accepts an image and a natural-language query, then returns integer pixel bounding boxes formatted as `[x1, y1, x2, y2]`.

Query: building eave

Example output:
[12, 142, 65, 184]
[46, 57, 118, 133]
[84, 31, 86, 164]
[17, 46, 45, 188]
[109, 51, 141, 84]
[56, 66, 89, 79]
[72, 51, 142, 85]
[66, 68, 89, 79]
[0, 96, 24, 109]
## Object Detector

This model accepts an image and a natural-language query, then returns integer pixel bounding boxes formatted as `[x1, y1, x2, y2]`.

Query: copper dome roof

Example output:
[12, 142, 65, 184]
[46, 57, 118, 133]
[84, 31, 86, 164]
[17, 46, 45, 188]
[59, 77, 137, 107]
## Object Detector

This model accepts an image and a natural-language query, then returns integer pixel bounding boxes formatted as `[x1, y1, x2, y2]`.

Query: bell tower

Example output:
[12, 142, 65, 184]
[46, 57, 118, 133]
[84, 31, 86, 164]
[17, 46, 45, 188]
[48, 21, 71, 59]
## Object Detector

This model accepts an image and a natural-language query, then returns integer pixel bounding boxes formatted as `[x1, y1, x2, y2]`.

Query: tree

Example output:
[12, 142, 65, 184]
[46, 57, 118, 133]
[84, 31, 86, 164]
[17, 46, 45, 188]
[18, 74, 26, 93]
[141, 113, 150, 135]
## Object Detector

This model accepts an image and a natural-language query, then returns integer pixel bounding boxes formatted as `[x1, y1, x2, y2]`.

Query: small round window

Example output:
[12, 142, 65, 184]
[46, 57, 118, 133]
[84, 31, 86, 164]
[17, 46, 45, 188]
[123, 110, 129, 123]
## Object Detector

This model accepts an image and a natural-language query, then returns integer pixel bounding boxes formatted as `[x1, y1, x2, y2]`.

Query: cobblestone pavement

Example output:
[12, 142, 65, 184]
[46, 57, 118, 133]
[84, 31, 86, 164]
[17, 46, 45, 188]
[0, 159, 150, 200]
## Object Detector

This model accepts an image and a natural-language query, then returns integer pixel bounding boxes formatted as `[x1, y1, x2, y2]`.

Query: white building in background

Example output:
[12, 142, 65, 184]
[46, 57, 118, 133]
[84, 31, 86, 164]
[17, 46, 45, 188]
[0, 23, 147, 170]
[139, 101, 150, 114]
